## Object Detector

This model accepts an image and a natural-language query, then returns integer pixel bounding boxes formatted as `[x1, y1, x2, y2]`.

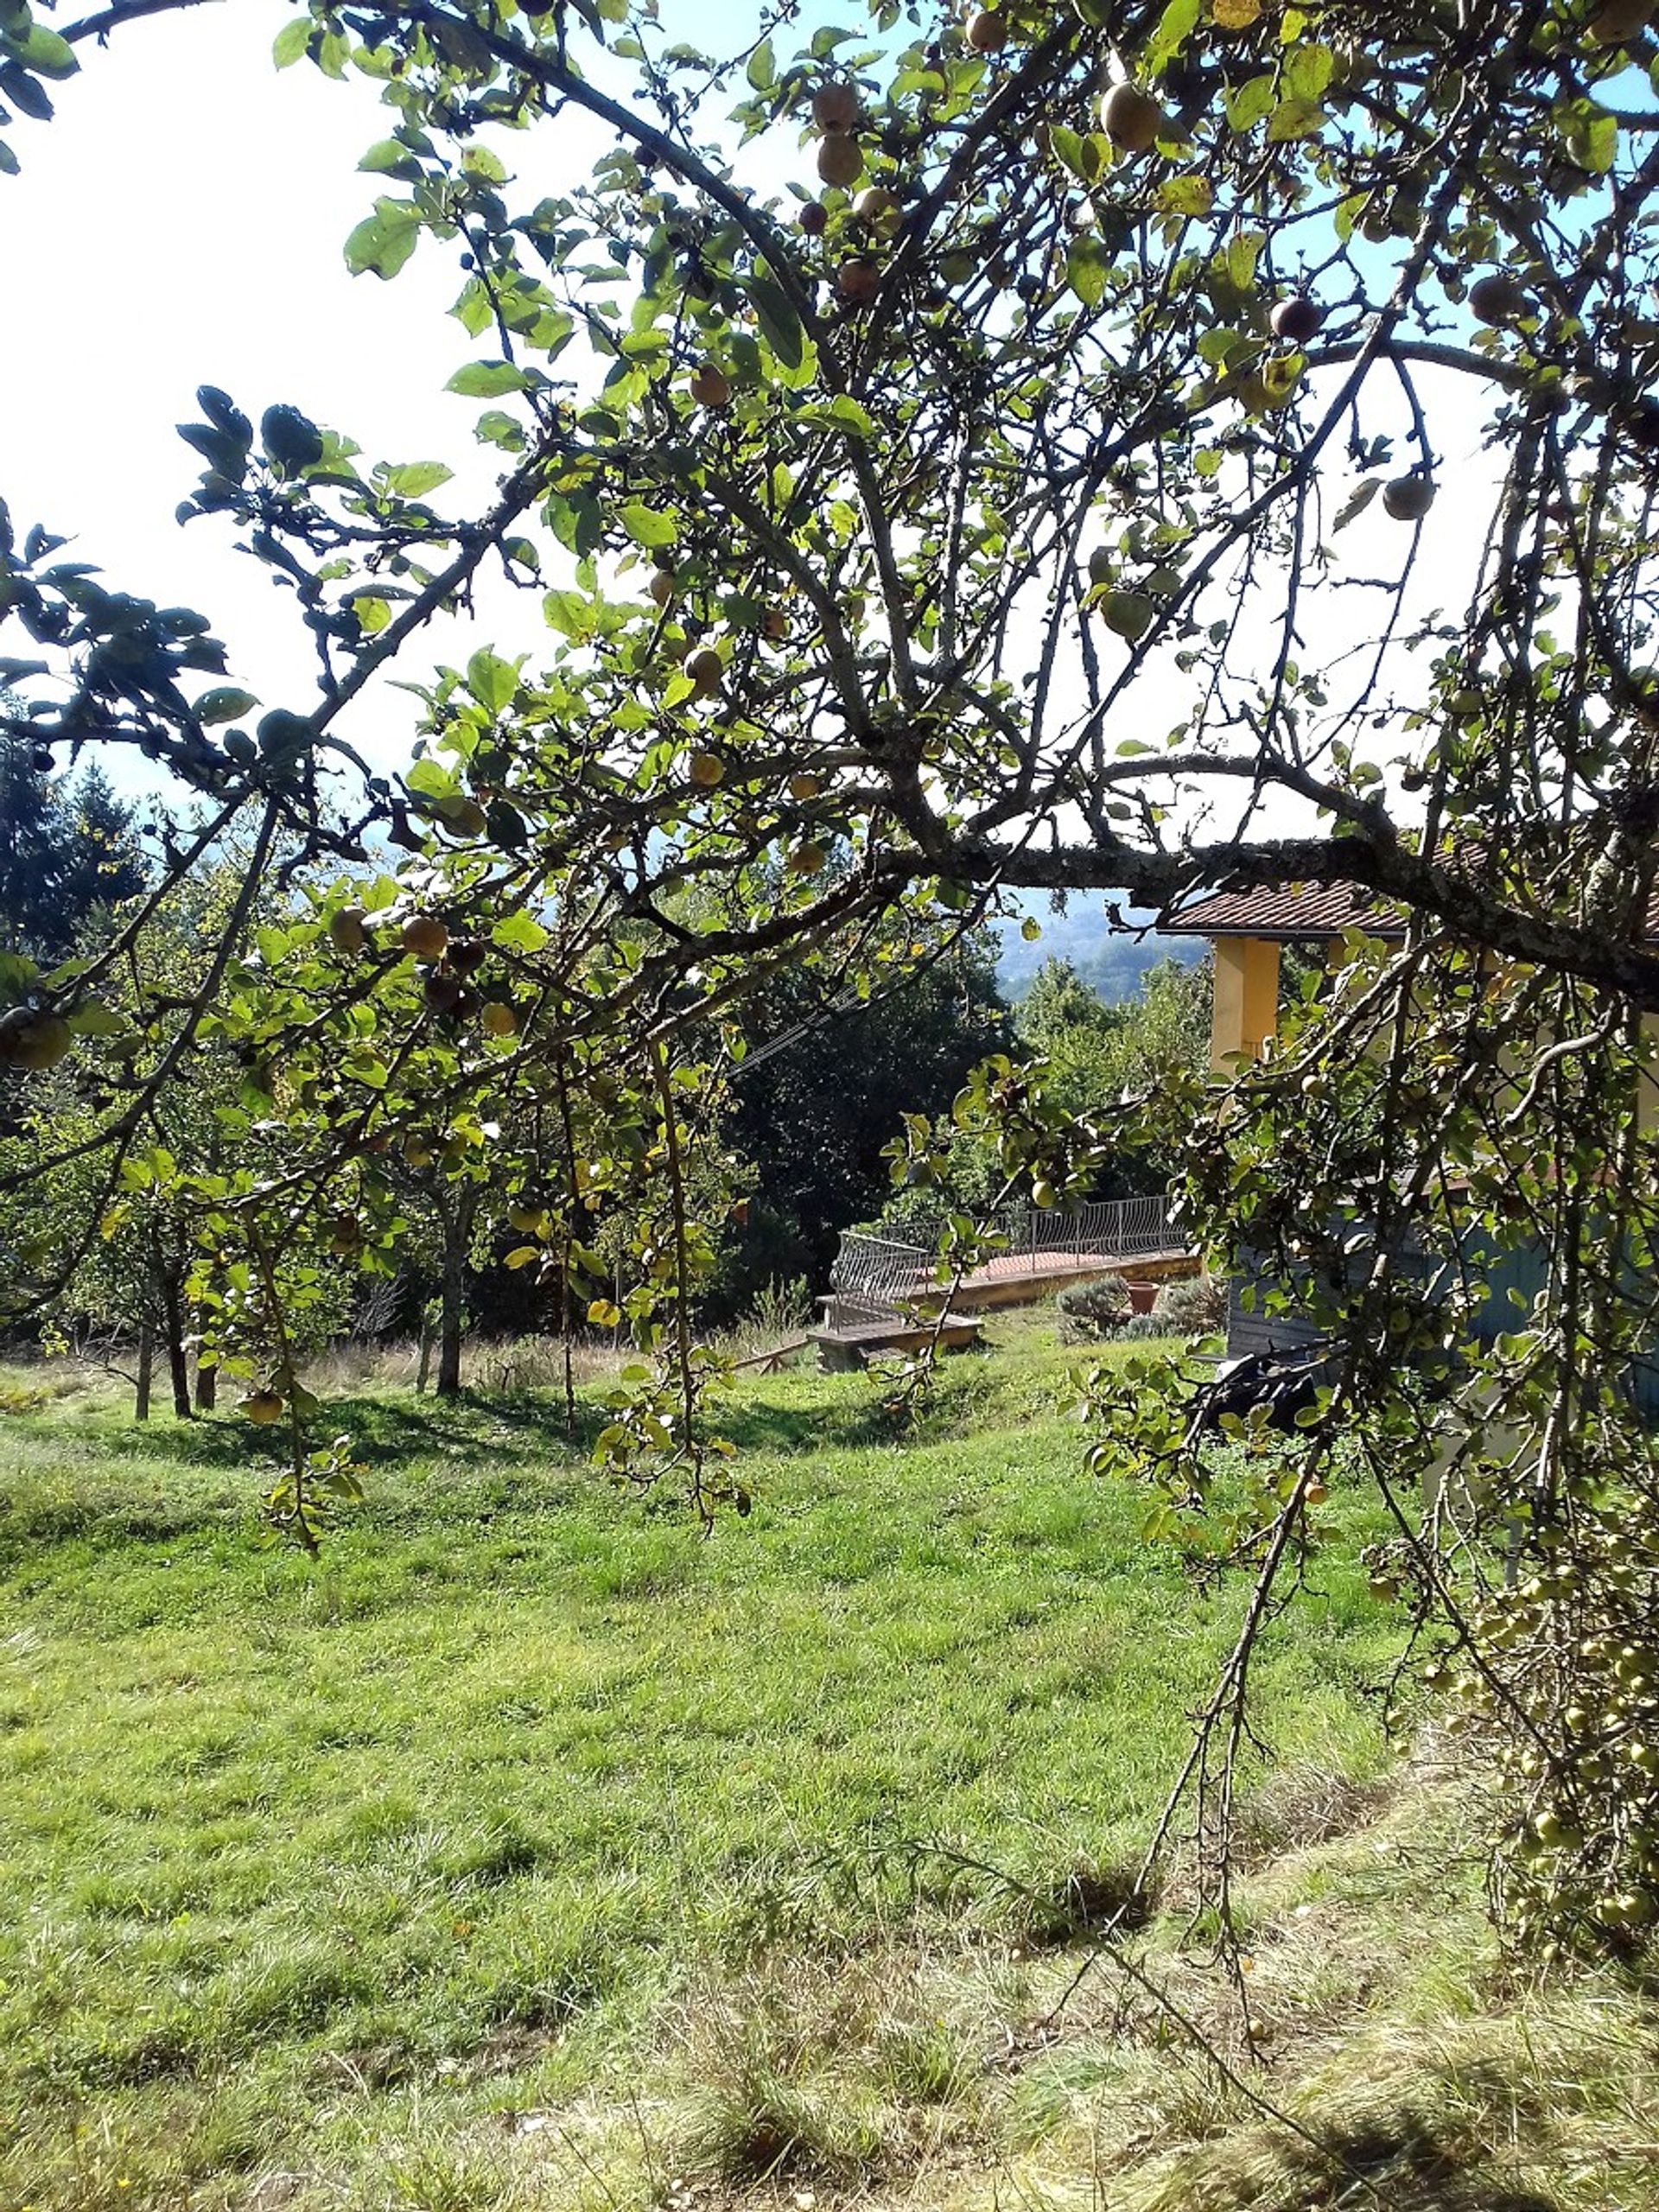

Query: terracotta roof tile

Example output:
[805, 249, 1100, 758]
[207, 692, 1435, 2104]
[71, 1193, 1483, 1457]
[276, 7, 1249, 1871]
[1162, 868, 1659, 943]
[1160, 880, 1407, 938]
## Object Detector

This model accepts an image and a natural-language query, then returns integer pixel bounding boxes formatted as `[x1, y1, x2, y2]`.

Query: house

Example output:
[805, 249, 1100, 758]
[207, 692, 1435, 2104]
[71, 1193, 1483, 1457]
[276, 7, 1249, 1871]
[1158, 880, 1408, 1070]
[1156, 879, 1659, 1414]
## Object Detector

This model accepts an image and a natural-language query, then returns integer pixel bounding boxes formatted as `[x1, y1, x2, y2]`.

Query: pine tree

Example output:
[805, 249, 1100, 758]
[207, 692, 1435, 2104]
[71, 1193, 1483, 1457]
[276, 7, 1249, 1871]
[59, 761, 146, 934]
[0, 736, 144, 961]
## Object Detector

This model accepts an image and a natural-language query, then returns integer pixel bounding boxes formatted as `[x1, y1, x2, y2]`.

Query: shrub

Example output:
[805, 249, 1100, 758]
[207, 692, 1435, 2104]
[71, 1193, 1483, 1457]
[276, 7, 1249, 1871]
[1126, 1312, 1185, 1341]
[1151, 1275, 1226, 1336]
[1056, 1274, 1132, 1340]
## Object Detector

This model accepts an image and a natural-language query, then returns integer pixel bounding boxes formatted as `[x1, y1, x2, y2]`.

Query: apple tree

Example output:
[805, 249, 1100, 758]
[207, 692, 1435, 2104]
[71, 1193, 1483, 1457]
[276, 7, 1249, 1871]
[5, 0, 1659, 1943]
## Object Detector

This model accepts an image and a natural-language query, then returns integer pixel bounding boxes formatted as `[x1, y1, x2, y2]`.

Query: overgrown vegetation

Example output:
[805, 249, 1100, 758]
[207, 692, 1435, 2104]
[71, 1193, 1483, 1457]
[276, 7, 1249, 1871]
[3, 1313, 1656, 2211]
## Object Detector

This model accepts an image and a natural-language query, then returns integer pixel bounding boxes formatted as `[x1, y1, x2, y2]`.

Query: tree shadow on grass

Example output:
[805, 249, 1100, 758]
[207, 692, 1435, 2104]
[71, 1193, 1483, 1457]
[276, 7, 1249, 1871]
[717, 1390, 905, 1458]
[1211, 2106, 1560, 2212]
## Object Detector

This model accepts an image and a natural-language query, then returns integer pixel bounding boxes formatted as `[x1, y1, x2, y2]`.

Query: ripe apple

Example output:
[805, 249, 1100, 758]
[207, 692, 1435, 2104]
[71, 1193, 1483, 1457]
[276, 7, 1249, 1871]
[241, 1390, 285, 1425]
[813, 82, 859, 132]
[423, 970, 466, 1017]
[688, 648, 724, 695]
[1469, 271, 1527, 326]
[1270, 294, 1325, 342]
[448, 938, 486, 976]
[329, 906, 368, 957]
[435, 793, 487, 838]
[799, 200, 830, 238]
[650, 569, 676, 607]
[401, 914, 448, 960]
[690, 363, 733, 410]
[965, 10, 1008, 51]
[788, 838, 827, 874]
[788, 771, 823, 799]
[1382, 474, 1437, 521]
[854, 186, 901, 229]
[690, 749, 726, 787]
[0, 1013, 73, 1071]
[1101, 82, 1166, 154]
[1102, 588, 1154, 640]
[838, 257, 881, 302]
[481, 1001, 519, 1037]
[817, 132, 865, 188]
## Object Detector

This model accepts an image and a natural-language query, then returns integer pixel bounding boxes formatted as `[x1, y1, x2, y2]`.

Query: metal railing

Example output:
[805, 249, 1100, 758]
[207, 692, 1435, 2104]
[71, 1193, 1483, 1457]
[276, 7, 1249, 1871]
[822, 1196, 1174, 1333]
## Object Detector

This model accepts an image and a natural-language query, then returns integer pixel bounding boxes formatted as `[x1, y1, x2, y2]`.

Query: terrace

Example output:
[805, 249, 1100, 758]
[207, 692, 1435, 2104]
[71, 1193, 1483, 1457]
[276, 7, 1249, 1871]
[811, 1194, 1194, 1369]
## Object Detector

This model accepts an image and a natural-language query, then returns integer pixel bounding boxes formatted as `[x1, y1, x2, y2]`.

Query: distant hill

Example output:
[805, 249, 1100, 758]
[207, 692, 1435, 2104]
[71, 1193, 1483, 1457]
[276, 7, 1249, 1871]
[993, 890, 1205, 1003]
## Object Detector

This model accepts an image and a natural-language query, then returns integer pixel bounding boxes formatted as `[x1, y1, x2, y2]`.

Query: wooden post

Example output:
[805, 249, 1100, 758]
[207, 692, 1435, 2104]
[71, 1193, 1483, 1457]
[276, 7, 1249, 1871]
[1209, 936, 1281, 1071]
[134, 1315, 153, 1421]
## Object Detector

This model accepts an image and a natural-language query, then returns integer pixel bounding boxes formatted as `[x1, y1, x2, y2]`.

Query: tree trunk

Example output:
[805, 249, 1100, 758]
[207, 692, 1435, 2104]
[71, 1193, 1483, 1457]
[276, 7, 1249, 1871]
[435, 1188, 475, 1399]
[416, 1315, 434, 1395]
[134, 1314, 154, 1421]
[160, 1266, 193, 1420]
[194, 1357, 217, 1413]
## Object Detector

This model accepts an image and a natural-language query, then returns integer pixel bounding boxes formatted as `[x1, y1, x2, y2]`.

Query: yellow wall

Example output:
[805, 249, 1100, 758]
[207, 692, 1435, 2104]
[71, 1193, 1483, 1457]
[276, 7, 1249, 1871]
[1210, 936, 1281, 1071]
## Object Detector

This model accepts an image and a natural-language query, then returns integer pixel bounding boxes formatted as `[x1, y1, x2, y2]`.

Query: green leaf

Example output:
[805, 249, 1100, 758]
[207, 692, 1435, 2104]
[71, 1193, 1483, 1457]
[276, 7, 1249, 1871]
[1282, 40, 1333, 101]
[1144, 0, 1202, 77]
[1333, 477, 1381, 531]
[446, 359, 531, 397]
[746, 267, 805, 371]
[823, 395, 874, 437]
[359, 137, 423, 180]
[8, 21, 75, 76]
[474, 409, 526, 450]
[1159, 175, 1213, 217]
[343, 198, 420, 280]
[1065, 235, 1111, 308]
[1224, 73, 1275, 130]
[272, 15, 311, 65]
[494, 908, 550, 954]
[1052, 125, 1105, 184]
[620, 502, 677, 549]
[382, 460, 453, 498]
[746, 34, 775, 90]
[195, 685, 259, 725]
[405, 755, 457, 799]
[1567, 109, 1618, 175]
[1224, 230, 1264, 292]
[1266, 97, 1325, 143]
[542, 588, 593, 639]
[466, 649, 519, 715]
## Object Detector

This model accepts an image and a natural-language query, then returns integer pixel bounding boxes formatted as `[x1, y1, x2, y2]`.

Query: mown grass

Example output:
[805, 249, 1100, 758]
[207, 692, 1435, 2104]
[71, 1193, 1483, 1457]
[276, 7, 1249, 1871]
[1, 1310, 1653, 2212]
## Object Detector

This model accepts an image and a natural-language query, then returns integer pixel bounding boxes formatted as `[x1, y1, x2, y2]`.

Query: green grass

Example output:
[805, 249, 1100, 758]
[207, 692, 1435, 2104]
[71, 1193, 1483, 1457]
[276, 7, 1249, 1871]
[0, 1310, 1652, 2212]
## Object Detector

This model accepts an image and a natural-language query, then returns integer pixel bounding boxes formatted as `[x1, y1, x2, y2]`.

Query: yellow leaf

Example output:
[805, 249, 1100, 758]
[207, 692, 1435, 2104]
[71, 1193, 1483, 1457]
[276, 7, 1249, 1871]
[1214, 0, 1261, 24]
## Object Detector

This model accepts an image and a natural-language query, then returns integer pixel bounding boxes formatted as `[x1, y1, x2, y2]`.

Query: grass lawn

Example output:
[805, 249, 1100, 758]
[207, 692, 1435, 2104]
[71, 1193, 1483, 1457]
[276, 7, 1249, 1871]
[2, 1310, 1654, 2212]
